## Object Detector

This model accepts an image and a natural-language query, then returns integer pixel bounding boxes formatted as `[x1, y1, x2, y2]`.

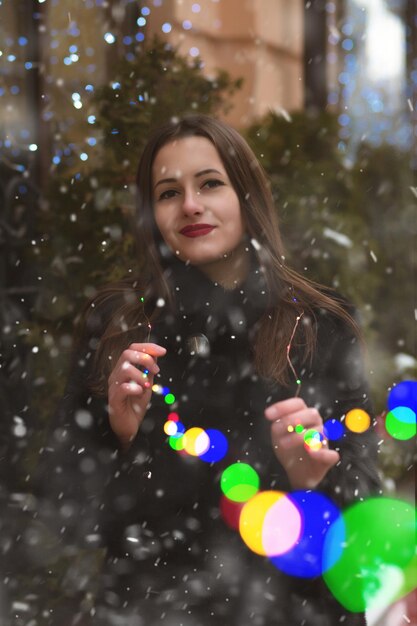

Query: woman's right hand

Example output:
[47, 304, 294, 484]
[108, 342, 167, 450]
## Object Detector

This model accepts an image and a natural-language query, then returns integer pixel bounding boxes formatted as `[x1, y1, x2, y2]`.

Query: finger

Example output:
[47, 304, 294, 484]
[122, 381, 149, 395]
[116, 364, 156, 390]
[110, 379, 145, 397]
[128, 343, 167, 357]
[128, 349, 161, 374]
[291, 407, 323, 431]
[270, 408, 322, 436]
[272, 432, 304, 452]
[117, 349, 161, 373]
[109, 381, 148, 409]
[109, 355, 159, 387]
[273, 428, 329, 453]
[305, 447, 340, 467]
[273, 435, 339, 464]
[109, 364, 143, 388]
[264, 397, 307, 421]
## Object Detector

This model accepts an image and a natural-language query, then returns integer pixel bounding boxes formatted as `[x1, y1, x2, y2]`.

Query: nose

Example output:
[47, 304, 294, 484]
[182, 188, 203, 216]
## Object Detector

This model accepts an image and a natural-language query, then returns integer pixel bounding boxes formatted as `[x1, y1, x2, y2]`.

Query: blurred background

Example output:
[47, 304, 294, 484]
[0, 0, 416, 624]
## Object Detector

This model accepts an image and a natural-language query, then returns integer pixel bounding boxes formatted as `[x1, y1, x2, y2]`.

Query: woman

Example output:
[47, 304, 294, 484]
[38, 115, 380, 625]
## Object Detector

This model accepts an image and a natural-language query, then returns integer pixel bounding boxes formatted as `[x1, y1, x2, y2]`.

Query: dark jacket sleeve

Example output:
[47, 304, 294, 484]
[307, 308, 382, 507]
[34, 307, 157, 551]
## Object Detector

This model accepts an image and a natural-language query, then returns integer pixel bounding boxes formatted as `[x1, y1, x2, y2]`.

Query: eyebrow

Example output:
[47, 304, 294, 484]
[154, 168, 223, 190]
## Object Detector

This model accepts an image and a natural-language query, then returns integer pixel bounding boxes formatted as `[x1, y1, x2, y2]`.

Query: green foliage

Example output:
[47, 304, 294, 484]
[39, 36, 242, 299]
[94, 36, 242, 181]
[245, 111, 380, 307]
[27, 37, 242, 427]
[245, 110, 416, 434]
[351, 142, 416, 351]
[28, 47, 416, 483]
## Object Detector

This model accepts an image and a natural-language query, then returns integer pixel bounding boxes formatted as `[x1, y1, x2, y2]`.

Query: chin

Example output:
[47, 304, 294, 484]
[181, 255, 222, 267]
[173, 247, 224, 264]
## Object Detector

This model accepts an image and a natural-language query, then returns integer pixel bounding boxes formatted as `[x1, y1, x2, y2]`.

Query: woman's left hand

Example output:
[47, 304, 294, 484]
[265, 397, 340, 490]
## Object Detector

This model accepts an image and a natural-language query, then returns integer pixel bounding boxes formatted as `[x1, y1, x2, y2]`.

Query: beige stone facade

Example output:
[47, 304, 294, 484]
[0, 0, 305, 161]
[145, 0, 305, 126]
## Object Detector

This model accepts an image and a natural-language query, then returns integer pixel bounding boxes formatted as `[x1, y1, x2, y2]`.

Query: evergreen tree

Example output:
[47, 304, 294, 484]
[28, 37, 242, 421]
[245, 111, 416, 485]
[27, 49, 415, 481]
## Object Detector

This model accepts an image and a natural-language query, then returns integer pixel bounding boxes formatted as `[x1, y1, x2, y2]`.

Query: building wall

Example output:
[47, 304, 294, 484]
[145, 0, 304, 126]
[0, 0, 305, 174]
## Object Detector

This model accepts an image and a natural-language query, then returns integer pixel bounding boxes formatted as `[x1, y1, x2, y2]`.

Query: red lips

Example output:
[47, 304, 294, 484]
[179, 224, 216, 238]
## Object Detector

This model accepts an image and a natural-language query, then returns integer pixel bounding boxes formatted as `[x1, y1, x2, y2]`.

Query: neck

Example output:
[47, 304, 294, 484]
[198, 241, 251, 290]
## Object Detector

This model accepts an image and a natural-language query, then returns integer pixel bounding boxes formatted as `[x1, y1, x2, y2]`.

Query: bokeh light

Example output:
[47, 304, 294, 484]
[163, 419, 178, 436]
[172, 420, 185, 435]
[183, 427, 210, 456]
[168, 431, 185, 451]
[199, 429, 228, 463]
[323, 418, 344, 441]
[323, 497, 417, 612]
[388, 380, 417, 414]
[219, 494, 245, 531]
[303, 429, 324, 451]
[220, 463, 260, 503]
[104, 32, 116, 44]
[345, 408, 371, 433]
[164, 392, 176, 405]
[239, 491, 285, 556]
[385, 406, 416, 441]
[219, 493, 245, 531]
[271, 491, 344, 578]
[262, 493, 302, 557]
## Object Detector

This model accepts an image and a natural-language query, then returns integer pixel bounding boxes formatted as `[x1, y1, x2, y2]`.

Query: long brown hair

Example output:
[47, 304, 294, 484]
[84, 114, 360, 394]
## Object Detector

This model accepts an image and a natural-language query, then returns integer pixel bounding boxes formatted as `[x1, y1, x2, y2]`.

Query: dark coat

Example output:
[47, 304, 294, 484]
[36, 259, 380, 626]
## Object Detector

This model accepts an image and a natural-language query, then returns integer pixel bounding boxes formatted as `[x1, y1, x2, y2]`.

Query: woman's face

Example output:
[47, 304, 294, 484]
[152, 136, 248, 287]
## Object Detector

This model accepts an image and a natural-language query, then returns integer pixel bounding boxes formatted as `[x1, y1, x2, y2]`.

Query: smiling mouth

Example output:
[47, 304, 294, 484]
[179, 225, 216, 238]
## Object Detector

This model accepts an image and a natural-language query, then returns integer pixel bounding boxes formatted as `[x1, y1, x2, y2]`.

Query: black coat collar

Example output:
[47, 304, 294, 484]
[160, 250, 271, 346]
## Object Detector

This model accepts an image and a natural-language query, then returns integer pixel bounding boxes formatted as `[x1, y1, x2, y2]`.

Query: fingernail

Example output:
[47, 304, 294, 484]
[265, 406, 278, 419]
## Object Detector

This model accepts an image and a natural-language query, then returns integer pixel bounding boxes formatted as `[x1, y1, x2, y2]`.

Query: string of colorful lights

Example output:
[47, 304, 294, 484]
[137, 296, 416, 611]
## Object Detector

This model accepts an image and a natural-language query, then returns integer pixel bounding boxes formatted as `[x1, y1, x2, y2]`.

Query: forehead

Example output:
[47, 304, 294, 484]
[152, 135, 225, 177]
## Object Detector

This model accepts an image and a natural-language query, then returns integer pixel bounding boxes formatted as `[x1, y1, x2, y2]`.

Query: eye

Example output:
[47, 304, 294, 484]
[158, 189, 178, 201]
[202, 179, 224, 190]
